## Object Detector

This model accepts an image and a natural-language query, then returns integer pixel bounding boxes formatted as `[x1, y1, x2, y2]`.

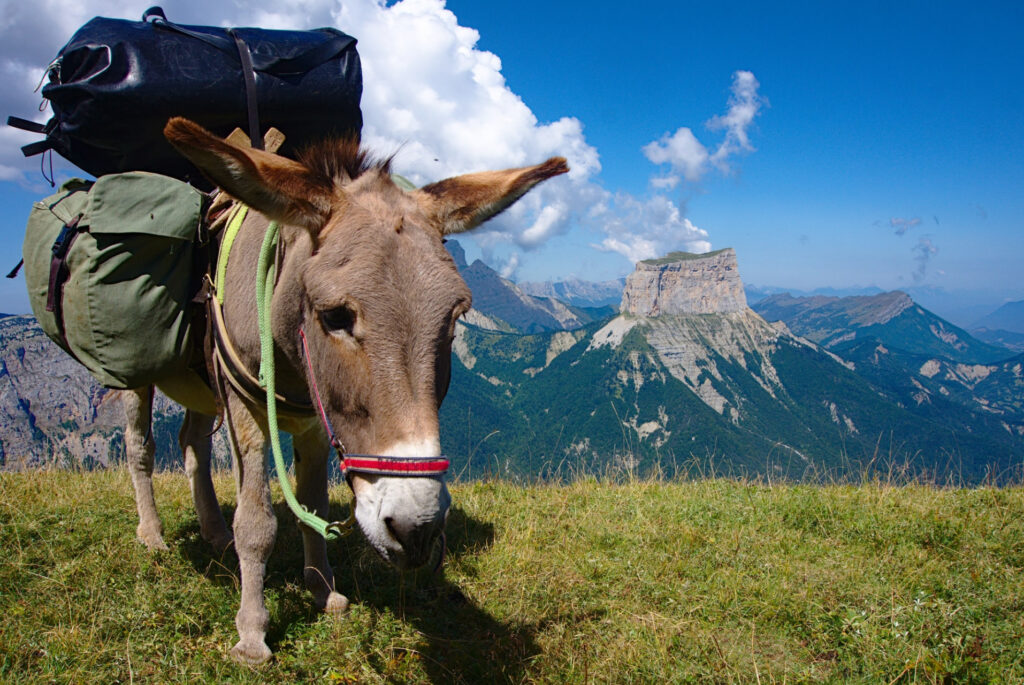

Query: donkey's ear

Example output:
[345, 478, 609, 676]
[164, 117, 332, 231]
[416, 157, 569, 235]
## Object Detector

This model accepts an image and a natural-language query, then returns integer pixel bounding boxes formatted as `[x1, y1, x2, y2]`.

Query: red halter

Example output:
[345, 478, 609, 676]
[298, 328, 451, 480]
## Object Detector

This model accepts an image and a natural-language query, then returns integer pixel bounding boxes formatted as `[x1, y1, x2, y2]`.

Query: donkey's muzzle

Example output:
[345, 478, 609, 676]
[383, 509, 447, 569]
[351, 474, 451, 569]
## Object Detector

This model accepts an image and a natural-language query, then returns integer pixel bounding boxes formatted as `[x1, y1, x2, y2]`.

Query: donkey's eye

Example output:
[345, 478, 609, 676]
[320, 306, 356, 336]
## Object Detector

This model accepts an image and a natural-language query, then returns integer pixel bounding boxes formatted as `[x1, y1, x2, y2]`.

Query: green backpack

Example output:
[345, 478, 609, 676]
[23, 172, 205, 389]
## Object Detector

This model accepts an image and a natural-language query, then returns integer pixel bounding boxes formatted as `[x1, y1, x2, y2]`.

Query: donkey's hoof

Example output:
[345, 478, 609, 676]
[323, 591, 350, 616]
[136, 524, 169, 551]
[230, 639, 272, 665]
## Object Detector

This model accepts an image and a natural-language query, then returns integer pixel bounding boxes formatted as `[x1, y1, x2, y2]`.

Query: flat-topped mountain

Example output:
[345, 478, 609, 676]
[621, 248, 747, 316]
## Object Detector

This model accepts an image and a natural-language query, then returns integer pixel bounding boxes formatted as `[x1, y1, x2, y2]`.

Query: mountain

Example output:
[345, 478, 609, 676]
[0, 315, 228, 470]
[460, 260, 592, 333]
[973, 300, 1024, 333]
[4, 250, 1021, 484]
[746, 285, 1004, 329]
[745, 284, 885, 305]
[752, 291, 1013, 364]
[968, 300, 1024, 353]
[517, 276, 626, 308]
[446, 241, 603, 333]
[623, 248, 747, 315]
[970, 328, 1024, 353]
[830, 338, 1024, 437]
[440, 251, 1023, 483]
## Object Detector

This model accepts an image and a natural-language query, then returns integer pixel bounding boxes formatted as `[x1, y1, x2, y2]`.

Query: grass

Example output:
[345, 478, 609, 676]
[1, 469, 1023, 683]
[639, 248, 732, 265]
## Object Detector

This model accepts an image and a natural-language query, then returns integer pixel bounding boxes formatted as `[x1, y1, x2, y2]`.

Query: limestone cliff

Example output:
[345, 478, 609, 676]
[620, 248, 747, 316]
[608, 248, 796, 422]
[0, 315, 229, 470]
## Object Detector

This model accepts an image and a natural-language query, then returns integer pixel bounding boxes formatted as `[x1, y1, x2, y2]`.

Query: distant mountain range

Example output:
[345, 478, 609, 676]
[517, 276, 627, 308]
[751, 291, 1012, 364]
[447, 241, 615, 333]
[0, 315, 229, 470]
[437, 252, 1022, 483]
[972, 299, 1024, 333]
[3, 248, 1021, 483]
[969, 300, 1024, 353]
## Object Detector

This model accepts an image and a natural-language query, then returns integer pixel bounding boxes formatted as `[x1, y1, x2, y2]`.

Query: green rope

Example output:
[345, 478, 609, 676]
[256, 220, 352, 541]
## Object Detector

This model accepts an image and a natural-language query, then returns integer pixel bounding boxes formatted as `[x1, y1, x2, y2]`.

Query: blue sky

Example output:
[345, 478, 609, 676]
[1, 0, 1021, 324]
[444, 1, 1024, 297]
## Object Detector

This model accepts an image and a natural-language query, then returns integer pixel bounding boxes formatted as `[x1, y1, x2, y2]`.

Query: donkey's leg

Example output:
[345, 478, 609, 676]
[293, 427, 349, 615]
[180, 410, 232, 552]
[123, 387, 167, 551]
[223, 393, 276, 665]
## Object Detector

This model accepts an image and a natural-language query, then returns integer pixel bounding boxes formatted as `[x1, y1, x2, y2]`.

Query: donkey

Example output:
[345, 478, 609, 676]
[122, 117, 568, 664]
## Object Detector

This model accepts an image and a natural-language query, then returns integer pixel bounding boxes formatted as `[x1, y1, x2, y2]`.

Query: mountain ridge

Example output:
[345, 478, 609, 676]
[752, 291, 1012, 364]
[3, 250, 1020, 483]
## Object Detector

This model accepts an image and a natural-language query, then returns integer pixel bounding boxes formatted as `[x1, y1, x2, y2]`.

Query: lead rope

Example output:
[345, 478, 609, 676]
[256, 220, 353, 541]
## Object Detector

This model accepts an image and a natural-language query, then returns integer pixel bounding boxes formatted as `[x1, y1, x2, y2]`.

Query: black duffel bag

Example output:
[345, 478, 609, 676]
[10, 7, 362, 185]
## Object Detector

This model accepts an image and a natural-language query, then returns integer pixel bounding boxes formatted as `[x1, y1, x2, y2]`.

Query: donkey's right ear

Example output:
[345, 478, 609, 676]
[164, 117, 332, 231]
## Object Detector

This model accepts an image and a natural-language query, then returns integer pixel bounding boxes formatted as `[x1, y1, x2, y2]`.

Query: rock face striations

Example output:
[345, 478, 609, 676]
[608, 248, 788, 423]
[621, 248, 747, 316]
[0, 314, 230, 470]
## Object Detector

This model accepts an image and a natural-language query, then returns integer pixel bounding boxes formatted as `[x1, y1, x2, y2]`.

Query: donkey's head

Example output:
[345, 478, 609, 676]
[166, 118, 567, 568]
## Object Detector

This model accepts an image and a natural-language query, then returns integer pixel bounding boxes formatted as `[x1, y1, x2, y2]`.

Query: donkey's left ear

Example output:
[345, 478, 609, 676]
[416, 157, 569, 235]
[164, 117, 332, 232]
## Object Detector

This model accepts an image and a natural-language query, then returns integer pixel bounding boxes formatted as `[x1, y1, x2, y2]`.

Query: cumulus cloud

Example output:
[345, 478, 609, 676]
[642, 127, 709, 183]
[593, 193, 710, 263]
[0, 1, 760, 276]
[0, 0, 598, 249]
[601, 69, 763, 264]
[641, 70, 765, 190]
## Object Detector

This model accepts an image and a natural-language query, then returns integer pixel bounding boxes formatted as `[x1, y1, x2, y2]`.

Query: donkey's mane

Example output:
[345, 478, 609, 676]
[297, 138, 394, 186]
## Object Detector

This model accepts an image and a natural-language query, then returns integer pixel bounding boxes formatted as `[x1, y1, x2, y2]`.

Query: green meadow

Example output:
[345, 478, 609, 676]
[1, 469, 1022, 683]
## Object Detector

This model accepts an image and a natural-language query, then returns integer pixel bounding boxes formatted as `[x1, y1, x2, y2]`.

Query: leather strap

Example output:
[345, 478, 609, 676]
[44, 215, 82, 353]
[208, 289, 314, 418]
[227, 29, 262, 151]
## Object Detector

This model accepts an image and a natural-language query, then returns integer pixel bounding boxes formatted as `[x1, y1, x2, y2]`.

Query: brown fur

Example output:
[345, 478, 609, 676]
[119, 117, 568, 664]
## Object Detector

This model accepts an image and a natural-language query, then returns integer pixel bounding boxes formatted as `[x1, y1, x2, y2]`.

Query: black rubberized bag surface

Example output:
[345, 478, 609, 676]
[11, 7, 362, 185]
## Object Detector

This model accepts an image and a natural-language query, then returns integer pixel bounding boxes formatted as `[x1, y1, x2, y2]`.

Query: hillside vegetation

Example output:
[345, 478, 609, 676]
[2, 469, 1023, 683]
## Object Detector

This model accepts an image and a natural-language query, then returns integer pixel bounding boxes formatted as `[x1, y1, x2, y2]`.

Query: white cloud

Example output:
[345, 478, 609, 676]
[0, 0, 599, 251]
[603, 69, 764, 266]
[642, 127, 709, 183]
[640, 70, 764, 185]
[593, 194, 710, 263]
[0, 1, 761, 277]
[708, 70, 765, 171]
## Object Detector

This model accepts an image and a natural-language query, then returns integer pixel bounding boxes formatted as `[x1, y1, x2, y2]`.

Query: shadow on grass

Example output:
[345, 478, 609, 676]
[171, 496, 539, 684]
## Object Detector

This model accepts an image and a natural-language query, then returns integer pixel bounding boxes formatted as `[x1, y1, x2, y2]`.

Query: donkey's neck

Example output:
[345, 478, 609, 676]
[220, 212, 313, 404]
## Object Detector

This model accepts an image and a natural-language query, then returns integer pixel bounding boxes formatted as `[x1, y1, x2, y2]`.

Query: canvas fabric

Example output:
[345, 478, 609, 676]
[23, 172, 204, 388]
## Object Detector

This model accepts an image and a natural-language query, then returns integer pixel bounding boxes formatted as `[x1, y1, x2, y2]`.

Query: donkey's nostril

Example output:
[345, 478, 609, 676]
[384, 517, 398, 541]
